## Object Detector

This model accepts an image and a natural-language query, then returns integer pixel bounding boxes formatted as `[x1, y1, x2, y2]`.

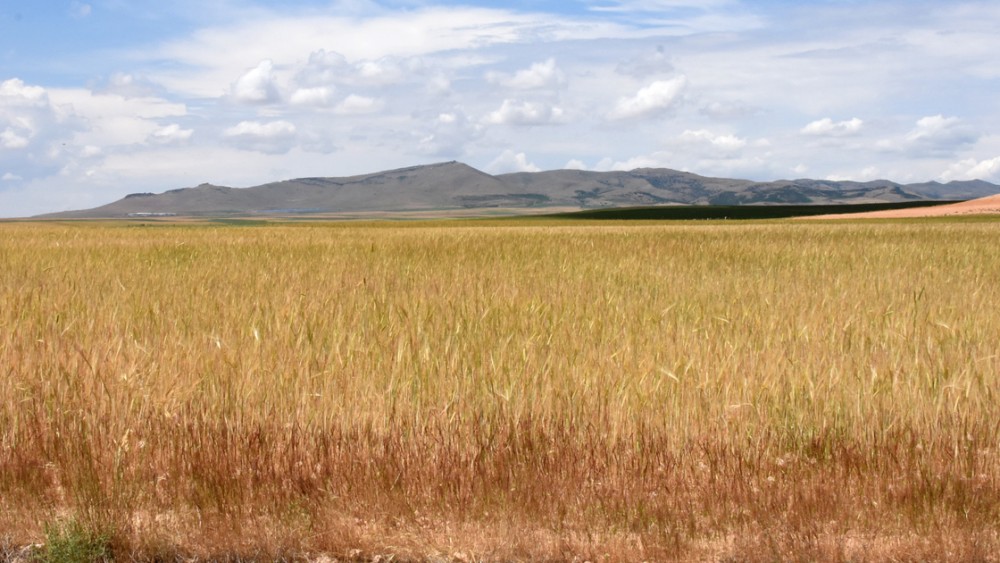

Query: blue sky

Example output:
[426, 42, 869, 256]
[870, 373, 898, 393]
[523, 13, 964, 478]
[2, 0, 1000, 216]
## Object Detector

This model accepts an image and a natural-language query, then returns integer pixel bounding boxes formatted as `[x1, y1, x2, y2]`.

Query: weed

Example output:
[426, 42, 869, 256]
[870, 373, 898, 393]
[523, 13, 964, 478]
[33, 520, 112, 563]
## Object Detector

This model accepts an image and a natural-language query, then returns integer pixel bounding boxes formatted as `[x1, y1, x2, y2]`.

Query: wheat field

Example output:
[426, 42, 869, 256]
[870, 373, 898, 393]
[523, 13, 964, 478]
[1, 218, 999, 561]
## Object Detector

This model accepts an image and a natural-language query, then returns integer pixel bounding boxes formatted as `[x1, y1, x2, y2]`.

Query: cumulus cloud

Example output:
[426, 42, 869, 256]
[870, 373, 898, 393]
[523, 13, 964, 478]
[608, 76, 686, 120]
[0, 79, 76, 180]
[231, 60, 281, 104]
[605, 152, 674, 171]
[297, 50, 350, 87]
[486, 59, 565, 90]
[483, 99, 565, 126]
[296, 50, 422, 91]
[152, 7, 621, 98]
[97, 73, 160, 98]
[47, 89, 185, 121]
[2, 172, 23, 181]
[290, 86, 336, 107]
[679, 129, 747, 151]
[0, 78, 49, 109]
[486, 150, 540, 174]
[564, 159, 588, 170]
[801, 117, 864, 136]
[44, 88, 186, 147]
[878, 115, 978, 156]
[149, 123, 194, 144]
[940, 156, 1000, 182]
[80, 145, 102, 158]
[415, 111, 483, 158]
[616, 46, 674, 77]
[333, 94, 382, 115]
[906, 115, 965, 143]
[0, 128, 30, 149]
[424, 72, 452, 96]
[223, 120, 297, 154]
[354, 58, 409, 86]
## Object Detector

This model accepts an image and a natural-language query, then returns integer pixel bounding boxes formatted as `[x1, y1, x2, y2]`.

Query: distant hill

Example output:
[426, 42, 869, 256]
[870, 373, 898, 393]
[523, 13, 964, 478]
[38, 161, 1000, 218]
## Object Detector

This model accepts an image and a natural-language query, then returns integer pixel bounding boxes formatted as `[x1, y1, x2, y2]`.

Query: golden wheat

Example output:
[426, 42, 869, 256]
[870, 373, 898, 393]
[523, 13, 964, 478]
[1, 219, 999, 560]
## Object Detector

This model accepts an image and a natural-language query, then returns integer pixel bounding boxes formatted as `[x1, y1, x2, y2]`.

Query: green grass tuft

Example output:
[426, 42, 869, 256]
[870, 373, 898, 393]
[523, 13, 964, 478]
[34, 520, 112, 563]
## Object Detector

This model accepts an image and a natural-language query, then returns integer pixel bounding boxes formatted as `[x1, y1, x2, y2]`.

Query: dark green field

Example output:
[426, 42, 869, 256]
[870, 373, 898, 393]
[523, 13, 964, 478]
[541, 200, 961, 220]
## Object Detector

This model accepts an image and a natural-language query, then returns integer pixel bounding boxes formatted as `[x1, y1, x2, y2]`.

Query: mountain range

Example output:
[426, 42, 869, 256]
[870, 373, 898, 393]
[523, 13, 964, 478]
[39, 161, 1000, 218]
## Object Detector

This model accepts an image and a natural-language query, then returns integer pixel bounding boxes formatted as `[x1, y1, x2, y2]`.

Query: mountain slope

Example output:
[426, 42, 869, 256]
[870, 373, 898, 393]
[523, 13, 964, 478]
[39, 161, 1000, 218]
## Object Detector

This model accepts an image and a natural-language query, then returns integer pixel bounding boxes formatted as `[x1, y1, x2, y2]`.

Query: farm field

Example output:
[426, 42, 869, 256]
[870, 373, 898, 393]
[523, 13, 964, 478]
[2, 218, 1000, 561]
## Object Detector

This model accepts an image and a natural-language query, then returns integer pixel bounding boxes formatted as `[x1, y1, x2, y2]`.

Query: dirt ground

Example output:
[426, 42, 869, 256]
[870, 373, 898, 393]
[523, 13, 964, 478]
[806, 193, 1000, 219]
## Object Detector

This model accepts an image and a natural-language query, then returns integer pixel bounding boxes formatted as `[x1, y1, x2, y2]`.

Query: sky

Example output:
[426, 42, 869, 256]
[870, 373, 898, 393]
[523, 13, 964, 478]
[2, 0, 1000, 216]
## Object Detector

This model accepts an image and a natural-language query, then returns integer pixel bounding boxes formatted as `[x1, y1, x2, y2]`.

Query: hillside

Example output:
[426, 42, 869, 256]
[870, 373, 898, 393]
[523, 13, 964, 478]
[39, 161, 1000, 218]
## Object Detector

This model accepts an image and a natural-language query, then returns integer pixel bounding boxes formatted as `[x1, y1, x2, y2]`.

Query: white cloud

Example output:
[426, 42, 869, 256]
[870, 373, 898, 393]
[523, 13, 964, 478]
[963, 158, 1000, 180]
[801, 117, 864, 136]
[860, 166, 880, 179]
[149, 123, 194, 144]
[44, 88, 186, 148]
[0, 79, 52, 149]
[150, 7, 635, 99]
[564, 159, 588, 170]
[81, 145, 102, 158]
[290, 87, 336, 107]
[1, 128, 30, 149]
[679, 129, 747, 151]
[415, 111, 483, 158]
[608, 152, 673, 171]
[294, 51, 432, 102]
[878, 115, 978, 156]
[297, 50, 350, 87]
[70, 1, 92, 19]
[608, 76, 686, 120]
[98, 73, 160, 98]
[486, 59, 565, 90]
[906, 115, 960, 143]
[223, 120, 297, 154]
[2, 172, 23, 181]
[0, 78, 48, 106]
[48, 89, 185, 121]
[425, 73, 452, 96]
[940, 156, 1000, 182]
[231, 60, 280, 104]
[0, 79, 79, 182]
[333, 94, 382, 115]
[616, 47, 674, 77]
[825, 165, 882, 182]
[223, 120, 295, 138]
[354, 58, 409, 86]
[486, 149, 540, 174]
[483, 99, 565, 126]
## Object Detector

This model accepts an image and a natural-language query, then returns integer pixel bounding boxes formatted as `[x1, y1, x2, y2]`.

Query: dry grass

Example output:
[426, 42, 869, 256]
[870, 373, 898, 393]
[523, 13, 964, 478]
[1, 219, 999, 561]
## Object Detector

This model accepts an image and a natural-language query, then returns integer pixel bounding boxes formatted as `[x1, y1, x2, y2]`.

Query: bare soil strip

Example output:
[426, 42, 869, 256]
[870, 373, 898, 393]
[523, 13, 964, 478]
[806, 193, 1000, 219]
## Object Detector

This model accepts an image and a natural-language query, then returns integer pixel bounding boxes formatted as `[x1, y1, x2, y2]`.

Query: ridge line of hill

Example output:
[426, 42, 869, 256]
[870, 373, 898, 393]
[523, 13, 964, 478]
[37, 161, 1000, 219]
